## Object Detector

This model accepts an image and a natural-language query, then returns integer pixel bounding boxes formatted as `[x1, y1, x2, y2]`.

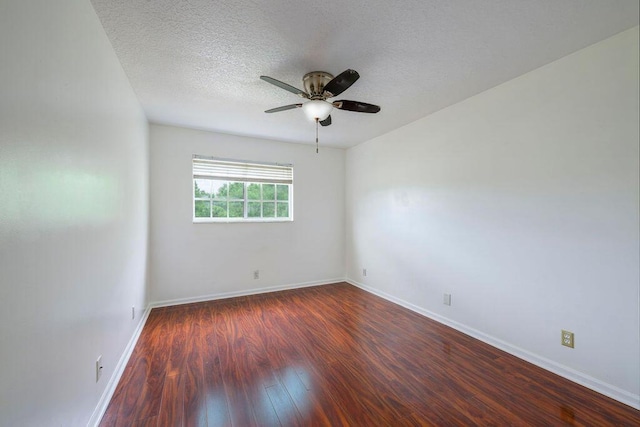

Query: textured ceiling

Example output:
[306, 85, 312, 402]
[90, 0, 639, 148]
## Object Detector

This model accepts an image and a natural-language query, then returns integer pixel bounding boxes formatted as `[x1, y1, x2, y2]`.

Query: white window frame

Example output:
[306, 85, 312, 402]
[192, 155, 294, 223]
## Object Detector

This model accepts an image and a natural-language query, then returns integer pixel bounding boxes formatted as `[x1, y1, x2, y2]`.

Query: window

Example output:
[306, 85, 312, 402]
[193, 155, 293, 222]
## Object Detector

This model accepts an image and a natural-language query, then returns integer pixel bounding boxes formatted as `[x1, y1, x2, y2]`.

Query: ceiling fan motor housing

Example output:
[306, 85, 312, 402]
[303, 72, 334, 99]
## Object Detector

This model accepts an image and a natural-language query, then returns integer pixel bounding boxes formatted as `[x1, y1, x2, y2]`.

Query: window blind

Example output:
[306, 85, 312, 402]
[192, 155, 293, 184]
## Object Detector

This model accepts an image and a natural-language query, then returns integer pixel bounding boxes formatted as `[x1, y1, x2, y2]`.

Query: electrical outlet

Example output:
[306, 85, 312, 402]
[132, 306, 135, 320]
[443, 293, 452, 306]
[96, 355, 103, 382]
[561, 330, 574, 348]
[362, 268, 367, 277]
[253, 270, 259, 280]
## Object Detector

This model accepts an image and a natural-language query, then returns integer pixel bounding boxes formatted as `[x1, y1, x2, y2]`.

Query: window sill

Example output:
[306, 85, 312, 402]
[193, 218, 293, 224]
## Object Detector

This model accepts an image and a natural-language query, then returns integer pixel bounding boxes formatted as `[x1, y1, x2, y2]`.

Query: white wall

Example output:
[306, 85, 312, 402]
[149, 124, 344, 303]
[346, 27, 639, 407]
[0, 1, 149, 425]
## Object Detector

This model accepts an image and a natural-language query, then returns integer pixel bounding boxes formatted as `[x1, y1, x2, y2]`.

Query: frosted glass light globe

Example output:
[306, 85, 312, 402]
[302, 100, 333, 121]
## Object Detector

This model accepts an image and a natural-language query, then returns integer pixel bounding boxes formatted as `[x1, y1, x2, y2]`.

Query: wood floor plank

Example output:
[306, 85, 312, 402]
[183, 308, 208, 427]
[211, 302, 259, 427]
[232, 299, 283, 426]
[275, 366, 335, 427]
[101, 282, 640, 426]
[263, 294, 363, 426]
[265, 382, 304, 427]
[130, 415, 158, 427]
[130, 310, 173, 421]
[258, 297, 354, 426]
[166, 307, 192, 377]
[157, 373, 184, 427]
[199, 303, 232, 427]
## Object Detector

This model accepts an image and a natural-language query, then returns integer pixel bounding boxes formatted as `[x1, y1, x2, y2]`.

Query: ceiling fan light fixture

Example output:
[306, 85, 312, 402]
[302, 100, 333, 121]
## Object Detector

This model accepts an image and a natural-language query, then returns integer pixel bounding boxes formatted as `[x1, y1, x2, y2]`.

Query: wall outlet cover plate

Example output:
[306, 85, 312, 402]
[561, 330, 574, 348]
[96, 355, 103, 382]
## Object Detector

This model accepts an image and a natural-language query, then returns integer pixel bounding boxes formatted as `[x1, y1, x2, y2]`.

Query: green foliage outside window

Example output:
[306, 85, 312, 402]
[262, 184, 275, 200]
[228, 182, 244, 199]
[247, 183, 260, 200]
[194, 180, 291, 220]
[276, 184, 288, 201]
[248, 201, 261, 217]
[277, 203, 289, 217]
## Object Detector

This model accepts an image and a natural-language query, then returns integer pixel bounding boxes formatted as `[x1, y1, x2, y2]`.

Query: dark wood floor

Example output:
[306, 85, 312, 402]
[100, 282, 640, 426]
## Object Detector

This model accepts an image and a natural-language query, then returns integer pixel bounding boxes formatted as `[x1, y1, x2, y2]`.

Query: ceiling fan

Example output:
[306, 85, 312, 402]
[260, 69, 381, 127]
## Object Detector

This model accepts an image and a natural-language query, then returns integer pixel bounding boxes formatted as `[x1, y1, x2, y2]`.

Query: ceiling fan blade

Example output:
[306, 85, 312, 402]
[265, 104, 302, 113]
[260, 76, 308, 98]
[323, 69, 360, 97]
[320, 115, 332, 126]
[333, 100, 381, 113]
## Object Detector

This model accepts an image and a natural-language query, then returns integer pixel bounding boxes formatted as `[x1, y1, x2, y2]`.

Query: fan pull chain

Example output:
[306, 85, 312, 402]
[315, 118, 319, 153]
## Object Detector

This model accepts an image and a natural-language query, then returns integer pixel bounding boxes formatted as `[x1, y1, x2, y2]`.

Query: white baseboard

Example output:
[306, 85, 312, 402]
[149, 277, 344, 308]
[346, 279, 640, 410]
[88, 306, 152, 427]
